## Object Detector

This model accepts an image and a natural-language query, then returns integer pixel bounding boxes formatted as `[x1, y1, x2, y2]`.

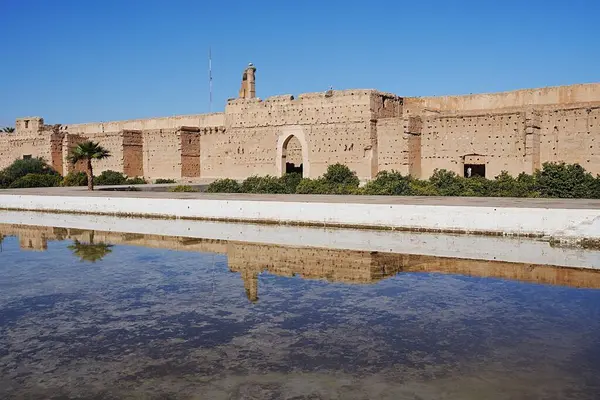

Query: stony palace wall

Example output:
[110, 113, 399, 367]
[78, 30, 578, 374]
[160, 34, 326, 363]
[2, 64, 599, 181]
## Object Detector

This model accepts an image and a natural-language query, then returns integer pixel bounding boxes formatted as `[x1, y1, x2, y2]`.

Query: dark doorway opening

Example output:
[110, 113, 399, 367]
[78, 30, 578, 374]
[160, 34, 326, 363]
[286, 162, 303, 176]
[464, 164, 485, 178]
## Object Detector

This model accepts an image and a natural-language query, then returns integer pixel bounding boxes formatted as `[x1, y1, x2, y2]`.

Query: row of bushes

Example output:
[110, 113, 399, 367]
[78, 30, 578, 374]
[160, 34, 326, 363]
[61, 170, 148, 187]
[5, 157, 600, 199]
[206, 162, 600, 199]
[0, 158, 154, 189]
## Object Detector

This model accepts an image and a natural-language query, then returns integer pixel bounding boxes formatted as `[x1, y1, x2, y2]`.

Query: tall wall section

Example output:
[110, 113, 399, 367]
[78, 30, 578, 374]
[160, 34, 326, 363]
[61, 134, 88, 174]
[180, 128, 201, 178]
[122, 130, 144, 177]
[538, 105, 600, 172]
[207, 90, 401, 180]
[59, 131, 129, 176]
[376, 116, 421, 176]
[54, 114, 225, 180]
[89, 131, 125, 173]
[137, 127, 213, 180]
[141, 128, 181, 179]
[402, 83, 600, 178]
[419, 110, 528, 178]
[5, 82, 600, 181]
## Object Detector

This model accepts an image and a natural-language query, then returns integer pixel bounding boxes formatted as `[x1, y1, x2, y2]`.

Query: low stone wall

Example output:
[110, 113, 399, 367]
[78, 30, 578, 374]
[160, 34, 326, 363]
[0, 193, 599, 246]
[1, 210, 599, 269]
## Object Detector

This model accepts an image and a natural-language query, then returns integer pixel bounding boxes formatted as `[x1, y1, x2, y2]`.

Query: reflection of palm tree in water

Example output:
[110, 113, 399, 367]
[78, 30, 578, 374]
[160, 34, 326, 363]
[0, 234, 4, 252]
[68, 231, 113, 263]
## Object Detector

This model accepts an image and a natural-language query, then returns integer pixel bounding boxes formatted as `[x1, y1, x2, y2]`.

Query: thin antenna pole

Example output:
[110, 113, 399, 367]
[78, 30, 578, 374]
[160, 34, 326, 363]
[208, 47, 213, 113]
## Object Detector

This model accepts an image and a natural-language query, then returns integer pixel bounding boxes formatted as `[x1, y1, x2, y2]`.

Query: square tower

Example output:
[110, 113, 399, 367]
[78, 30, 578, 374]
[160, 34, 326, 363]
[238, 63, 256, 99]
[15, 117, 44, 136]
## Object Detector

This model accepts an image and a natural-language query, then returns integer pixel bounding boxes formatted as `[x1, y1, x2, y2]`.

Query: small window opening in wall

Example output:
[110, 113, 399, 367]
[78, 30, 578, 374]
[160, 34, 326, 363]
[23, 154, 32, 160]
[24, 120, 29, 129]
[464, 164, 485, 178]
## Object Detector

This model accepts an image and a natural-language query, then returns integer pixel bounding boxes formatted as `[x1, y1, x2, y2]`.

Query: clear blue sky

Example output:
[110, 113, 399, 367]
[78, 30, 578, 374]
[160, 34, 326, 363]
[1, 0, 599, 127]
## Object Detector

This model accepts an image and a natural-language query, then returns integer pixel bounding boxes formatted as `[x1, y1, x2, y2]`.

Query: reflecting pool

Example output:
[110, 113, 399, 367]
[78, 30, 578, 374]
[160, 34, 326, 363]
[1, 224, 600, 399]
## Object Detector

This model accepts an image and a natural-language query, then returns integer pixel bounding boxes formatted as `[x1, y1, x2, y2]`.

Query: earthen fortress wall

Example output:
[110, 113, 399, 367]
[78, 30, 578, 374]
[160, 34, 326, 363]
[2, 65, 599, 181]
[378, 83, 600, 178]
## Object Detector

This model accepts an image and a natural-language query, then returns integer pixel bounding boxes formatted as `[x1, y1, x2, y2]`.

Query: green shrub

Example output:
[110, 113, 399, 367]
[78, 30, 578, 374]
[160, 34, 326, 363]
[293, 178, 360, 195]
[125, 177, 147, 185]
[534, 162, 597, 198]
[241, 175, 286, 194]
[429, 169, 465, 196]
[362, 170, 412, 195]
[322, 163, 360, 187]
[488, 171, 516, 197]
[206, 178, 241, 193]
[461, 176, 492, 197]
[94, 170, 127, 186]
[0, 173, 9, 189]
[295, 178, 329, 194]
[409, 180, 439, 196]
[0, 157, 58, 188]
[514, 173, 539, 197]
[591, 177, 600, 199]
[155, 178, 176, 184]
[327, 183, 362, 195]
[488, 171, 537, 197]
[168, 185, 198, 192]
[280, 172, 303, 194]
[62, 171, 88, 187]
[517, 172, 536, 189]
[9, 173, 62, 188]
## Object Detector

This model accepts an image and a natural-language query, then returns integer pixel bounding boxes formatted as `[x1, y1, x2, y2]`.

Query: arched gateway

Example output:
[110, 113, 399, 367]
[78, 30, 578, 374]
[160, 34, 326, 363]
[283, 135, 303, 175]
[276, 127, 310, 178]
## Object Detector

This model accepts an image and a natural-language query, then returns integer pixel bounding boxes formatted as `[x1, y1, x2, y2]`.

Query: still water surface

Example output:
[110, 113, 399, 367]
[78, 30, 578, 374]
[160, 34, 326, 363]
[1, 225, 600, 399]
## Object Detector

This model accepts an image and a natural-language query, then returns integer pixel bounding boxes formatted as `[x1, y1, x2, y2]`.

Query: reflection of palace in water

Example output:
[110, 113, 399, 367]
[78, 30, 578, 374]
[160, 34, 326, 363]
[2, 224, 600, 301]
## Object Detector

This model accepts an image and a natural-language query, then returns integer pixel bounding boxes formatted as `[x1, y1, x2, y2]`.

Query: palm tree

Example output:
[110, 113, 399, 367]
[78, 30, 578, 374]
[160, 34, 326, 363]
[68, 240, 113, 262]
[2, 127, 15, 133]
[67, 141, 111, 190]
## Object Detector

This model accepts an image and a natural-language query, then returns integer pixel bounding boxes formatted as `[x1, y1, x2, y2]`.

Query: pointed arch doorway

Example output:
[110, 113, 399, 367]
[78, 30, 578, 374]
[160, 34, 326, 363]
[283, 135, 303, 175]
[276, 127, 310, 178]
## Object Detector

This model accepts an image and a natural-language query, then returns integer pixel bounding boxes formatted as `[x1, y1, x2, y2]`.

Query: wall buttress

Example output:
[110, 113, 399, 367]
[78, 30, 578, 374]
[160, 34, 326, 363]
[524, 110, 541, 174]
[404, 116, 422, 178]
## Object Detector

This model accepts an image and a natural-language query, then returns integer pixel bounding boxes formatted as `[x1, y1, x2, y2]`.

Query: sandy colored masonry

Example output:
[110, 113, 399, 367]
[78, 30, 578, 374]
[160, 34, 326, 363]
[2, 64, 599, 181]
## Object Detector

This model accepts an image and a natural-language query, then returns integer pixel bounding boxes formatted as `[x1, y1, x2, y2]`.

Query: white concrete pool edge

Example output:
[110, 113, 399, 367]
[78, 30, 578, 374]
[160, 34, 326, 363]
[2, 210, 600, 270]
[1, 194, 600, 242]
